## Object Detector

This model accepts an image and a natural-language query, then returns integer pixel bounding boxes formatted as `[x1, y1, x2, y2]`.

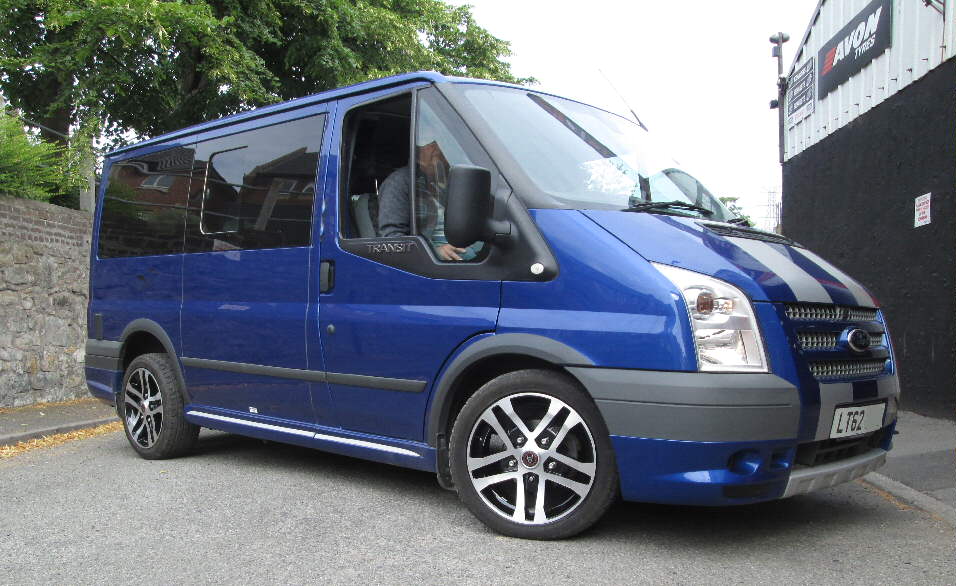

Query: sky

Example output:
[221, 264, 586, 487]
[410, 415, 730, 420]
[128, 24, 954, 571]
[452, 0, 820, 229]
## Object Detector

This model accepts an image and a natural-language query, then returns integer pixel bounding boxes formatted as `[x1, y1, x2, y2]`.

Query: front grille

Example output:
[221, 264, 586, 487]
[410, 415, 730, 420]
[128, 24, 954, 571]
[796, 331, 884, 351]
[797, 332, 839, 350]
[809, 359, 887, 380]
[699, 222, 798, 246]
[795, 430, 886, 467]
[785, 303, 878, 322]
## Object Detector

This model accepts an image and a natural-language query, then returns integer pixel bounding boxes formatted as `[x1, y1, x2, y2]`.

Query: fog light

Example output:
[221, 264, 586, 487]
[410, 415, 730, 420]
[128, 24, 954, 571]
[770, 449, 791, 470]
[729, 450, 763, 476]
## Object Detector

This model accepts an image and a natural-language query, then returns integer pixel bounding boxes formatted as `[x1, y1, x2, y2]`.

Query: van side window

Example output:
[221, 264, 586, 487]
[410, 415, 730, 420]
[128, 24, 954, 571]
[341, 89, 490, 263]
[184, 115, 325, 253]
[340, 94, 411, 240]
[98, 146, 194, 258]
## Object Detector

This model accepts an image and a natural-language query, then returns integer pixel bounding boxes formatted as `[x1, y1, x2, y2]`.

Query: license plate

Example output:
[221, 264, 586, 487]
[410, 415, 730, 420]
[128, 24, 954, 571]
[830, 403, 885, 439]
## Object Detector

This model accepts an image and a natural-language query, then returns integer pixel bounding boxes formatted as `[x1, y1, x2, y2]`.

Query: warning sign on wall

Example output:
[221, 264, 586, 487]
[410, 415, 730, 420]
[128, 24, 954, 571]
[914, 193, 931, 227]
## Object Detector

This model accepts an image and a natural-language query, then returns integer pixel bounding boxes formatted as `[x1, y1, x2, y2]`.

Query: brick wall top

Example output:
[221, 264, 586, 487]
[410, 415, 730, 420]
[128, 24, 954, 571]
[0, 195, 92, 259]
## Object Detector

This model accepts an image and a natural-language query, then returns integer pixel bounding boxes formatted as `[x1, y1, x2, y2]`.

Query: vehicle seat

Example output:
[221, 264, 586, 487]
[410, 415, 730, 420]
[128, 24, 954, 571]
[351, 193, 379, 238]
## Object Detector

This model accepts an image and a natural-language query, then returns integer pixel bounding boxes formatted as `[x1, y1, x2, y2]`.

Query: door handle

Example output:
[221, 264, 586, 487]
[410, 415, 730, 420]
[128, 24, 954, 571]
[320, 260, 334, 293]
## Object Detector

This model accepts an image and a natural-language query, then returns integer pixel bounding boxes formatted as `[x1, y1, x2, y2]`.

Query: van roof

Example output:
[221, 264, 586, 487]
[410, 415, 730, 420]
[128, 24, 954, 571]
[108, 71, 524, 157]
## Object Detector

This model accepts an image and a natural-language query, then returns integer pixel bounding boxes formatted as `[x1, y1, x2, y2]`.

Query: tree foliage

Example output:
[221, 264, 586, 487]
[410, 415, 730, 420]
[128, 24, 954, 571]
[0, 113, 80, 200]
[719, 196, 754, 226]
[0, 0, 528, 148]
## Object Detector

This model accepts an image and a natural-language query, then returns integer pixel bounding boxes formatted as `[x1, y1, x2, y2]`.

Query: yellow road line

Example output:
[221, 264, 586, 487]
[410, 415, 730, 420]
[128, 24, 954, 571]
[856, 478, 913, 511]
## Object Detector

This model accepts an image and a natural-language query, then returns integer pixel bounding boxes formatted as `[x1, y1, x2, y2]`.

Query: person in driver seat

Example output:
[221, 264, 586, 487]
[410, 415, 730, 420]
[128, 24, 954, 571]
[377, 140, 481, 262]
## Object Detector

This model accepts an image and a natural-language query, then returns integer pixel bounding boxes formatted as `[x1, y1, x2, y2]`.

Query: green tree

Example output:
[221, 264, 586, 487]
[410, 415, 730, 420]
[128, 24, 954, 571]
[0, 112, 78, 200]
[0, 0, 528, 148]
[719, 196, 753, 226]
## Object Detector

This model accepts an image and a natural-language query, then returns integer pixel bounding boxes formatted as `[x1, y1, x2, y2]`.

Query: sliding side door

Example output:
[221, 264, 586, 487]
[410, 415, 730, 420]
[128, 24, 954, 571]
[180, 109, 331, 427]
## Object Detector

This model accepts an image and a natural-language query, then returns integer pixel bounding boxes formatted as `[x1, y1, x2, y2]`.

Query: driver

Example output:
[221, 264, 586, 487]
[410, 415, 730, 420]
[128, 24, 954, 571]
[378, 141, 479, 261]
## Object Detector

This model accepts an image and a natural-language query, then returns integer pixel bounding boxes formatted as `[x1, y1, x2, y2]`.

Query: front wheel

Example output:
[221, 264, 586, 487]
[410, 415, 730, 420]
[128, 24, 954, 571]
[449, 369, 618, 539]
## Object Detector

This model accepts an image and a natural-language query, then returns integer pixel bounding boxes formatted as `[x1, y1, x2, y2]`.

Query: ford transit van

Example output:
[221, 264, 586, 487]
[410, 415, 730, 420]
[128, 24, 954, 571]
[86, 72, 898, 539]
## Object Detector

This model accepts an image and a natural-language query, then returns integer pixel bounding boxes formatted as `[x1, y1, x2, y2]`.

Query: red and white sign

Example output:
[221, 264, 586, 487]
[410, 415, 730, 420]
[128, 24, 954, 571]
[914, 193, 931, 227]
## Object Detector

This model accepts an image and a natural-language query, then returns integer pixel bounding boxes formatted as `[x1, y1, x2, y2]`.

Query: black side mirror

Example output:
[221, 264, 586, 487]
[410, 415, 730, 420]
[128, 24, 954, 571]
[445, 165, 492, 248]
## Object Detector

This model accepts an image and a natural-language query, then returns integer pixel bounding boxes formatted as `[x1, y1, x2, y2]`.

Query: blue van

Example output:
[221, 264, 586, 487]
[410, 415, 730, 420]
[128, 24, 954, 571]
[85, 72, 899, 539]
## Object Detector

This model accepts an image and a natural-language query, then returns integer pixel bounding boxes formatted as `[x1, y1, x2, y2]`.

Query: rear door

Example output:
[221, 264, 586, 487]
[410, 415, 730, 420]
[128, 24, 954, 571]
[180, 108, 331, 426]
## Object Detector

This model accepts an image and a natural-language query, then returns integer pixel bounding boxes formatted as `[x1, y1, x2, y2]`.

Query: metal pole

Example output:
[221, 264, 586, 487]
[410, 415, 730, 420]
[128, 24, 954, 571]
[770, 32, 790, 164]
[79, 151, 95, 213]
[777, 75, 788, 164]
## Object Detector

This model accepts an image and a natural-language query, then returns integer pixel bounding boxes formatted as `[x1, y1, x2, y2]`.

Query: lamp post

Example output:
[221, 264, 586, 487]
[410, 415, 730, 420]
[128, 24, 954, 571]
[769, 32, 790, 164]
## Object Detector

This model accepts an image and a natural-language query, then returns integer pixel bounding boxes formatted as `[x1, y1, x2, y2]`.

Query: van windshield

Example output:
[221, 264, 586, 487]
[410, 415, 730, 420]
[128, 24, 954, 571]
[459, 85, 735, 221]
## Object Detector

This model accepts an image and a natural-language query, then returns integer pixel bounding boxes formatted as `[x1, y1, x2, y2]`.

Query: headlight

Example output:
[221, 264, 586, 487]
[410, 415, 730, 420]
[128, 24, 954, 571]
[653, 263, 768, 373]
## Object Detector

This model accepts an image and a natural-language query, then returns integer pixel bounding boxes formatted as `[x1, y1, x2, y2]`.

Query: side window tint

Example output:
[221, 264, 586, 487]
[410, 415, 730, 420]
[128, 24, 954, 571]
[340, 94, 411, 239]
[98, 146, 194, 258]
[414, 89, 485, 262]
[185, 114, 324, 253]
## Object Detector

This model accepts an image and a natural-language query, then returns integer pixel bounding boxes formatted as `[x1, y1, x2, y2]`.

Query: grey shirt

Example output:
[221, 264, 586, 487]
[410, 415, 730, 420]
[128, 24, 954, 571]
[377, 166, 480, 260]
[377, 166, 413, 238]
[377, 166, 445, 243]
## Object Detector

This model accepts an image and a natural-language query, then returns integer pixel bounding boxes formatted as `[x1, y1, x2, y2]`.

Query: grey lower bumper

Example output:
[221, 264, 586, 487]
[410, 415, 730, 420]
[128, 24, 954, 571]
[85, 338, 122, 371]
[566, 368, 801, 442]
[782, 448, 887, 498]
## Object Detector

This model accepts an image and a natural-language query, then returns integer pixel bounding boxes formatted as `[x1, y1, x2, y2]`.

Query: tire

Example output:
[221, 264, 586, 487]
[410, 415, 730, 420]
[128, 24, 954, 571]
[449, 369, 618, 539]
[119, 353, 198, 460]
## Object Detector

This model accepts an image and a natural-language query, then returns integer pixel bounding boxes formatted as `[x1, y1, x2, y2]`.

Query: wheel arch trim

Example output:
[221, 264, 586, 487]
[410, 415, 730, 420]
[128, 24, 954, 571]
[117, 319, 190, 405]
[426, 333, 594, 446]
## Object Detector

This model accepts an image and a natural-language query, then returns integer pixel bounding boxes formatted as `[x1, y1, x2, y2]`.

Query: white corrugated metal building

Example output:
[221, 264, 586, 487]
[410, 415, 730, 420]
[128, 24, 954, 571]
[784, 0, 953, 160]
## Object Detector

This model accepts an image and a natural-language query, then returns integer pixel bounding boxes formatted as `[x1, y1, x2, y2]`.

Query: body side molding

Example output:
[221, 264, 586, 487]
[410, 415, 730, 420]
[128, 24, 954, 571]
[181, 357, 426, 392]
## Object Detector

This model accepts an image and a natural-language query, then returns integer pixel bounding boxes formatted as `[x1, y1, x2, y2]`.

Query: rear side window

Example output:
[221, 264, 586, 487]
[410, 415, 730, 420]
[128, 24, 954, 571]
[98, 146, 195, 258]
[184, 115, 325, 253]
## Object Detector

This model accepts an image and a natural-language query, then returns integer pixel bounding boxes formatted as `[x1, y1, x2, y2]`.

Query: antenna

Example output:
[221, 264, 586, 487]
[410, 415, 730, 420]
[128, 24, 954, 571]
[597, 69, 648, 130]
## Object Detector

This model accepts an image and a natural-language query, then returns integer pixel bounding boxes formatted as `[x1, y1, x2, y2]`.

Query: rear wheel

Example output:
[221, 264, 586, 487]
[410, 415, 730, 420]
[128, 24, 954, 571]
[120, 353, 198, 459]
[450, 369, 618, 539]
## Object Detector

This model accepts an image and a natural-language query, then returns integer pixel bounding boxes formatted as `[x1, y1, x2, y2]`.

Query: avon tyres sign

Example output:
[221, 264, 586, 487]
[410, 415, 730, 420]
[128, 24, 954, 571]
[818, 0, 893, 98]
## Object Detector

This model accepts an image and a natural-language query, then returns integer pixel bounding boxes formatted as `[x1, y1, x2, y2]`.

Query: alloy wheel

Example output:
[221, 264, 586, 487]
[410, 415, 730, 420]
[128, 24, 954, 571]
[124, 367, 164, 448]
[465, 392, 597, 525]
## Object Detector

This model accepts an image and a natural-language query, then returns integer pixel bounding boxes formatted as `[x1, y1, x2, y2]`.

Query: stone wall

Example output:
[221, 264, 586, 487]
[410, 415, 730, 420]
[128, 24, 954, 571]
[0, 195, 91, 407]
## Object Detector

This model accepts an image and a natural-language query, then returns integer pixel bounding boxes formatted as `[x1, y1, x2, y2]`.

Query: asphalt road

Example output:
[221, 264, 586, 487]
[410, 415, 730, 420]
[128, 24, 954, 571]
[2, 429, 954, 585]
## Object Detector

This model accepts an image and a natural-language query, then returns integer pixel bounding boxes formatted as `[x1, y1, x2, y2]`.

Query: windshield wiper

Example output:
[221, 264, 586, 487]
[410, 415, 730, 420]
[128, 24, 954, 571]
[624, 200, 714, 217]
[727, 217, 751, 226]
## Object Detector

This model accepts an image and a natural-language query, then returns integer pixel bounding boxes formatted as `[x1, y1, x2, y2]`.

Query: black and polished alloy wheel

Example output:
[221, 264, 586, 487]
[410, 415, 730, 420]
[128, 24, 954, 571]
[124, 367, 164, 448]
[450, 369, 618, 539]
[120, 353, 199, 460]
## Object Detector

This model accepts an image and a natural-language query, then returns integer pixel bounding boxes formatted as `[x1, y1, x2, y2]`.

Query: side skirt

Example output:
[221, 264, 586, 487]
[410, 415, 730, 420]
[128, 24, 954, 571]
[185, 408, 437, 473]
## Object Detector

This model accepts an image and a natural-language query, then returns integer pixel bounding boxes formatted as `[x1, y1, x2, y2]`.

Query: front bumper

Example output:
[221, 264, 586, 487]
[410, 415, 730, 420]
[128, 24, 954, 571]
[567, 368, 802, 442]
[568, 367, 896, 506]
[783, 447, 887, 498]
